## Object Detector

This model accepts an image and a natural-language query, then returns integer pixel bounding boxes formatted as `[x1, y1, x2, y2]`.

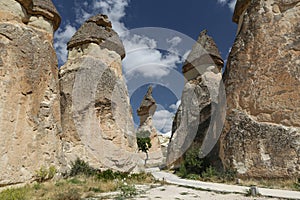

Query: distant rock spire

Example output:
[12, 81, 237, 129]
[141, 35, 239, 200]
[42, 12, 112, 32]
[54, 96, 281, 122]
[137, 86, 164, 167]
[137, 86, 157, 126]
[182, 30, 223, 80]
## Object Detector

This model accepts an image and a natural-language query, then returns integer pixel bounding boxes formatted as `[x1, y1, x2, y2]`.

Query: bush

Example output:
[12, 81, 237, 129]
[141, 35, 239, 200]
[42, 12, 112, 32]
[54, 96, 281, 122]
[117, 184, 138, 199]
[177, 145, 203, 176]
[176, 163, 187, 178]
[220, 169, 237, 182]
[35, 166, 57, 183]
[136, 130, 152, 154]
[201, 166, 218, 180]
[69, 158, 97, 177]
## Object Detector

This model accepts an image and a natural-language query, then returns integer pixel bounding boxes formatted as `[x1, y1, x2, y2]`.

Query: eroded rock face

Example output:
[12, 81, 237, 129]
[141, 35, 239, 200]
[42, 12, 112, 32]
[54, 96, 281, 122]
[167, 31, 224, 168]
[0, 0, 62, 186]
[59, 14, 142, 172]
[137, 86, 163, 167]
[221, 0, 300, 178]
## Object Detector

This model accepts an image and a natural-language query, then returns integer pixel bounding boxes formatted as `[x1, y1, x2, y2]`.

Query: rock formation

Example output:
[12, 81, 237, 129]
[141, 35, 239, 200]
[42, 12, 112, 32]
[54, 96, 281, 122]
[137, 86, 163, 167]
[167, 30, 224, 168]
[0, 0, 62, 186]
[59, 14, 142, 172]
[220, 0, 300, 178]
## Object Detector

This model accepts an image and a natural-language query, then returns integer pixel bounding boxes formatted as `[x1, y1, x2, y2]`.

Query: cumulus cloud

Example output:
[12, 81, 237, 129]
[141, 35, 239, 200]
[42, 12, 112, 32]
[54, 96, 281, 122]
[54, 24, 77, 65]
[217, 0, 237, 12]
[153, 109, 174, 134]
[152, 100, 181, 135]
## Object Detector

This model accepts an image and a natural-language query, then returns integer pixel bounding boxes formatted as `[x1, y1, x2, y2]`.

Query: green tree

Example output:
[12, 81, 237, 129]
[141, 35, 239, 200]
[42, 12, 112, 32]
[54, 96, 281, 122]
[136, 130, 152, 165]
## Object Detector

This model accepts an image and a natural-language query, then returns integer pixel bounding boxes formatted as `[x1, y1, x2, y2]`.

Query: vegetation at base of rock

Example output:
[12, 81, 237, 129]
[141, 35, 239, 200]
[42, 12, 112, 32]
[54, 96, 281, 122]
[136, 130, 152, 154]
[35, 166, 57, 183]
[176, 146, 237, 182]
[0, 159, 156, 200]
[0, 187, 28, 200]
[69, 158, 98, 177]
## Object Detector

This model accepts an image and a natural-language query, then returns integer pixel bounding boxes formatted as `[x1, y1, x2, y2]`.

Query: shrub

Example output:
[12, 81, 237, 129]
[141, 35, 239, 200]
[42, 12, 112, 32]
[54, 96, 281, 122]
[176, 163, 187, 178]
[201, 166, 218, 180]
[220, 169, 237, 182]
[35, 166, 57, 183]
[69, 158, 97, 177]
[136, 130, 152, 154]
[116, 185, 138, 199]
[184, 146, 203, 174]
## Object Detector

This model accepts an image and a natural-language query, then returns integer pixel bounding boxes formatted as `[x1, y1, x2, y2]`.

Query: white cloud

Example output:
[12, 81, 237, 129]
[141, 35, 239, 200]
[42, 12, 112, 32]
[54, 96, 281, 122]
[169, 100, 181, 111]
[228, 0, 237, 12]
[54, 24, 77, 65]
[153, 109, 175, 134]
[217, 0, 237, 12]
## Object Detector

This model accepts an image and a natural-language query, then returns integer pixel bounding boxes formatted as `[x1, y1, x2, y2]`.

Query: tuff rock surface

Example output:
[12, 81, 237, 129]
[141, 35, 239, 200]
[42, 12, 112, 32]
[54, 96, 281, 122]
[220, 0, 300, 178]
[167, 30, 224, 168]
[0, 0, 63, 186]
[137, 86, 164, 167]
[59, 14, 142, 172]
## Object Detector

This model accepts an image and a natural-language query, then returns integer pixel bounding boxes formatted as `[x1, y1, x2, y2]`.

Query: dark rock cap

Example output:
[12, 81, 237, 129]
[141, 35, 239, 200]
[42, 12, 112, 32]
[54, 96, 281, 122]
[183, 30, 224, 74]
[67, 14, 126, 59]
[16, 0, 61, 31]
[232, 0, 251, 23]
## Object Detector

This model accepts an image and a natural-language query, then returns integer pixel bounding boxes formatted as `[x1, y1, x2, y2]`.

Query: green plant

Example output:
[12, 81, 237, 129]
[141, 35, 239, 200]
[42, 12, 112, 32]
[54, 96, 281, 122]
[35, 165, 57, 183]
[177, 163, 187, 178]
[186, 173, 200, 180]
[184, 146, 203, 174]
[0, 187, 28, 200]
[201, 166, 218, 180]
[117, 184, 138, 199]
[220, 169, 237, 182]
[55, 188, 80, 200]
[67, 178, 84, 185]
[136, 130, 152, 154]
[33, 183, 43, 190]
[69, 158, 97, 177]
[48, 166, 57, 179]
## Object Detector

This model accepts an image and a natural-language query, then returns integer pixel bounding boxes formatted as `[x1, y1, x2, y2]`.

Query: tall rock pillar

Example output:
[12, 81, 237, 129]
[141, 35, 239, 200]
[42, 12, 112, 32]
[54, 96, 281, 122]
[221, 0, 300, 178]
[167, 30, 224, 168]
[137, 86, 163, 167]
[0, 0, 62, 186]
[59, 14, 142, 172]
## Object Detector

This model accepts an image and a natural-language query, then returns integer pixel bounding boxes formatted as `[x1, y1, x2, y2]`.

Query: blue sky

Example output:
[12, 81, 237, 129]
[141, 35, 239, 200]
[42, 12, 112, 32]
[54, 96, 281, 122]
[52, 0, 237, 136]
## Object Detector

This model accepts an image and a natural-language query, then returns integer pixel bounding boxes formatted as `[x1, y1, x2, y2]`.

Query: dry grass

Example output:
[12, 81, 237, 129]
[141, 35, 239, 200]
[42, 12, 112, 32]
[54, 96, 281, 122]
[237, 178, 300, 191]
[0, 172, 156, 200]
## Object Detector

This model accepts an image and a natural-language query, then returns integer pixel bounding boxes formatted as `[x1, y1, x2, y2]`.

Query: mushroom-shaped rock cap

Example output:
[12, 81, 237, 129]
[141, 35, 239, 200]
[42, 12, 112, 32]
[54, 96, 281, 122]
[16, 0, 61, 31]
[67, 14, 126, 59]
[183, 30, 223, 74]
[137, 86, 157, 117]
[232, 0, 251, 23]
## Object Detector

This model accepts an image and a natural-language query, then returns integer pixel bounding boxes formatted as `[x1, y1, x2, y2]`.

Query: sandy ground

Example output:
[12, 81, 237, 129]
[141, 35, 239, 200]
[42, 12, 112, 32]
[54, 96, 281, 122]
[94, 184, 281, 200]
[134, 185, 280, 200]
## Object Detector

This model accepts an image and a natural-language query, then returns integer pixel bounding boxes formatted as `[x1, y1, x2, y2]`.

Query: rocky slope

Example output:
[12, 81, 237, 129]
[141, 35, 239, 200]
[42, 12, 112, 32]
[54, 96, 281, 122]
[220, 0, 300, 178]
[167, 30, 224, 168]
[137, 86, 163, 167]
[0, 0, 63, 186]
[59, 14, 142, 172]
